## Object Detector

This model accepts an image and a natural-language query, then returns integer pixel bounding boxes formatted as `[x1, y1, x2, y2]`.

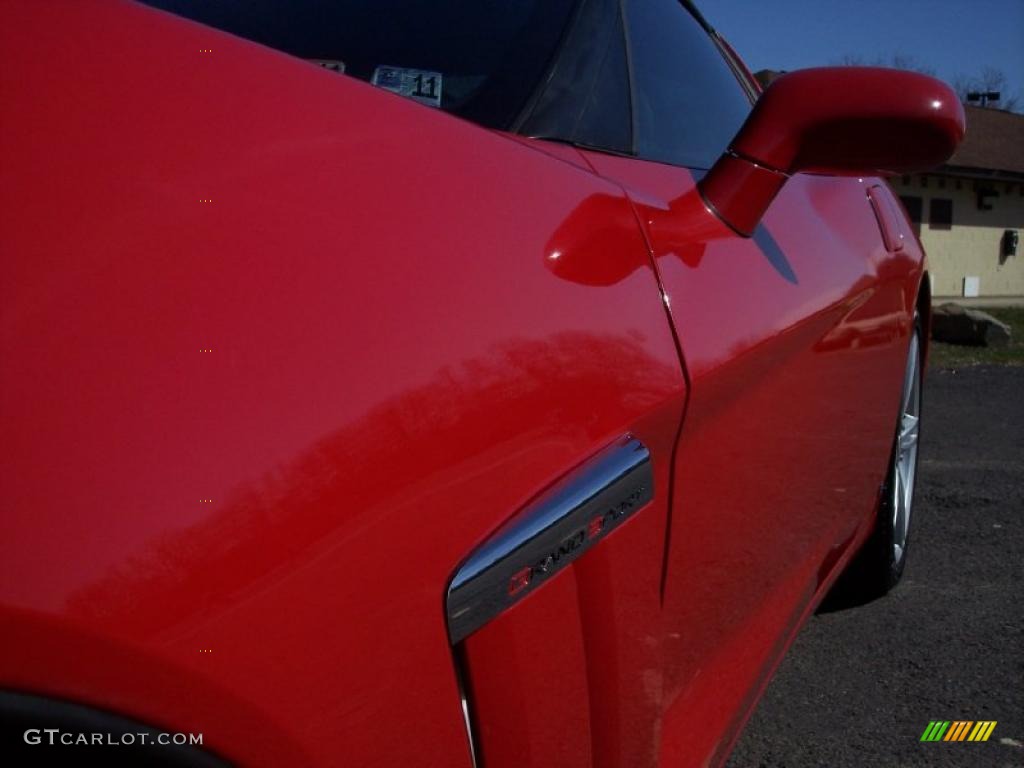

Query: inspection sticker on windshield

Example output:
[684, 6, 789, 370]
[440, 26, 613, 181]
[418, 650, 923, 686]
[371, 66, 443, 107]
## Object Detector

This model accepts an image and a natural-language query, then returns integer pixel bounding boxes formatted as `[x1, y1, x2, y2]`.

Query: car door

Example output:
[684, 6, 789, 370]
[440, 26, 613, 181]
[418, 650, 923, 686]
[0, 2, 687, 766]
[578, 1, 924, 764]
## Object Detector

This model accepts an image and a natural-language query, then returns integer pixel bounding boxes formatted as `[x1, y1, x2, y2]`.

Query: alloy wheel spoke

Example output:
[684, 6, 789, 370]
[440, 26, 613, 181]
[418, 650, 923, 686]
[892, 333, 920, 561]
[902, 341, 919, 413]
[900, 414, 920, 454]
[894, 468, 907, 545]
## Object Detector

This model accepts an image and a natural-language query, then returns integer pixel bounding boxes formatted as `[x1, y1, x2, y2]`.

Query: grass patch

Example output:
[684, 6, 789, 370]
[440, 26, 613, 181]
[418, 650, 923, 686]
[929, 306, 1024, 368]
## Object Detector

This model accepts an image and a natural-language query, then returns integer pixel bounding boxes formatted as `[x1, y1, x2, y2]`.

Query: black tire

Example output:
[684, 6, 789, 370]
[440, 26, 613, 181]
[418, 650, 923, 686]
[827, 315, 923, 605]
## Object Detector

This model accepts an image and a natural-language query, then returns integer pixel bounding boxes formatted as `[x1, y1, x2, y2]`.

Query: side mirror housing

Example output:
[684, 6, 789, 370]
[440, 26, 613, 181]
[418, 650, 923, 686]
[700, 67, 966, 236]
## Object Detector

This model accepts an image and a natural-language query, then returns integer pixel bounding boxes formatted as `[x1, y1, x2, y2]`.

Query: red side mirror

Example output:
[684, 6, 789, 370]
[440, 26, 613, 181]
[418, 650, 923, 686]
[700, 67, 966, 236]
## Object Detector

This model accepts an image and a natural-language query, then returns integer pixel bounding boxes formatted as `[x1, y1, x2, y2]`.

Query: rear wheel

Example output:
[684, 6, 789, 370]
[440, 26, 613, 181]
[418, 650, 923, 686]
[887, 319, 922, 583]
[834, 316, 922, 601]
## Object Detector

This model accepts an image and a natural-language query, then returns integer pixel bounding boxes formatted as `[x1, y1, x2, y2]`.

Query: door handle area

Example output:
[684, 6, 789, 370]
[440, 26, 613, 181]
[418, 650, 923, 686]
[867, 184, 907, 253]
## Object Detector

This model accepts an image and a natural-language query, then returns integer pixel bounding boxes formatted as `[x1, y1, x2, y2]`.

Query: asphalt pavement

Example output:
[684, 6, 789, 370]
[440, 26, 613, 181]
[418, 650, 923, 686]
[727, 365, 1023, 768]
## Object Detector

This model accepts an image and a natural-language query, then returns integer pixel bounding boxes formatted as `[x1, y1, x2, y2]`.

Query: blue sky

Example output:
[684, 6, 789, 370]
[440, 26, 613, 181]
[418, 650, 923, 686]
[700, 0, 1024, 105]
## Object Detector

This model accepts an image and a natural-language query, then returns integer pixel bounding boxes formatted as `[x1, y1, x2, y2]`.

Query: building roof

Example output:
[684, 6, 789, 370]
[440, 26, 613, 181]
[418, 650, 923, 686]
[945, 105, 1024, 176]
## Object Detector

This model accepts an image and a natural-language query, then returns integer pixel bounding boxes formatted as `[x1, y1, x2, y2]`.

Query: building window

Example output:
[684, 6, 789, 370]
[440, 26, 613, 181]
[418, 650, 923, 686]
[930, 198, 953, 230]
[900, 196, 923, 237]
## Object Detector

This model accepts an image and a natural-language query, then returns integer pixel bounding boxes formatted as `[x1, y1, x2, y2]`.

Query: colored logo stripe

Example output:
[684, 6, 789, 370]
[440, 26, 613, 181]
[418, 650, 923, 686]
[944, 721, 972, 741]
[920, 720, 996, 742]
[921, 721, 950, 741]
[970, 722, 998, 742]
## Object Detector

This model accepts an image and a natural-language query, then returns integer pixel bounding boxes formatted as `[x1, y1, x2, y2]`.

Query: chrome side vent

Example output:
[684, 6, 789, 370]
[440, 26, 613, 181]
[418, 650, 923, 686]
[446, 436, 653, 644]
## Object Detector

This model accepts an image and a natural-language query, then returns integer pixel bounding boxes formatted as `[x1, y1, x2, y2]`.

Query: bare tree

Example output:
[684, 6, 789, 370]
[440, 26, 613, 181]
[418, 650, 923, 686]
[953, 67, 1021, 112]
[836, 55, 1021, 113]
[834, 53, 936, 77]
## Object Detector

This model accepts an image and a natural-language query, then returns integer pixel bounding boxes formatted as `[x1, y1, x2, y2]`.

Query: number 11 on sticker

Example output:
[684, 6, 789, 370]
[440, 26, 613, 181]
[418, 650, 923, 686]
[371, 66, 443, 108]
[413, 74, 438, 100]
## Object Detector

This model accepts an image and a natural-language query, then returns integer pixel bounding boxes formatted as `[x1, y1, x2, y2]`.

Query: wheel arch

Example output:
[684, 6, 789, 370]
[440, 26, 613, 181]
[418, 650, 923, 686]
[916, 270, 932, 368]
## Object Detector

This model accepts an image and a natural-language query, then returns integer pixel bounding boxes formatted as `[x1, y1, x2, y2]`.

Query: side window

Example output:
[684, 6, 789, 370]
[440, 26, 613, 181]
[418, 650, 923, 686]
[625, 0, 752, 169]
[518, 0, 632, 154]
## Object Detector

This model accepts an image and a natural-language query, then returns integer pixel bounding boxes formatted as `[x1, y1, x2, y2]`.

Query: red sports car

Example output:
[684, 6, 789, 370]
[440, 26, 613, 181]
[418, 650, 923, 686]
[0, 1, 964, 766]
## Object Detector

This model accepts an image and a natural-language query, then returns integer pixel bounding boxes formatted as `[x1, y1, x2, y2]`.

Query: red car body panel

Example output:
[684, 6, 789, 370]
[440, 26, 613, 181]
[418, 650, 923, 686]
[580, 152, 924, 765]
[0, 2, 932, 767]
[1, 3, 686, 765]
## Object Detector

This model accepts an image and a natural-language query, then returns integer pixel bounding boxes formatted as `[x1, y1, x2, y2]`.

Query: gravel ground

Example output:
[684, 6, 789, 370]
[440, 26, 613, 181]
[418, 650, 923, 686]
[727, 365, 1024, 768]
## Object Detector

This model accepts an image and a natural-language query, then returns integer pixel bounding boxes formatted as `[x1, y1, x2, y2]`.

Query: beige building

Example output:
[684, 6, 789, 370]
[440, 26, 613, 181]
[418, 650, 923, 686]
[888, 106, 1024, 304]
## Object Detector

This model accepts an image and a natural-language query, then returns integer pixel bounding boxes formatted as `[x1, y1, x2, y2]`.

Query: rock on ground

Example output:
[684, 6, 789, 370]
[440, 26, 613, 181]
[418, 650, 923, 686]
[932, 303, 1012, 347]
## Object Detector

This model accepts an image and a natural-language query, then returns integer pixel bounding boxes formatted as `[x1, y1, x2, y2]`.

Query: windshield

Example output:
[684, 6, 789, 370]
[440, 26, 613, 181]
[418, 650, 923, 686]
[140, 0, 579, 129]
